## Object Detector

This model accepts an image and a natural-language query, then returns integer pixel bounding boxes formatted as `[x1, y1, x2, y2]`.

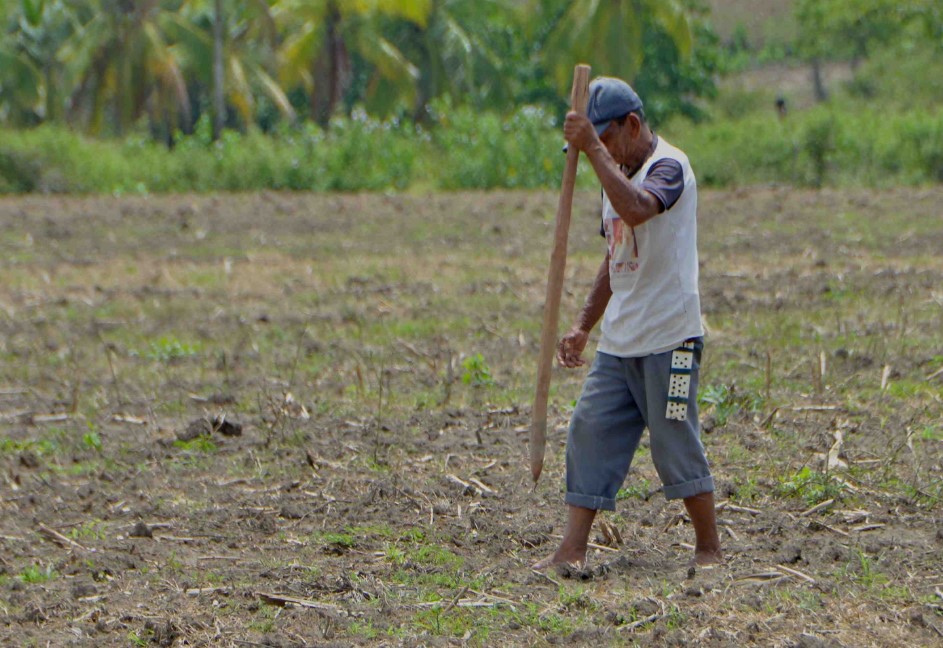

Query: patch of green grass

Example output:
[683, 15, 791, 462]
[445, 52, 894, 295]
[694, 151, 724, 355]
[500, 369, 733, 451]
[665, 604, 686, 630]
[393, 569, 461, 589]
[173, 437, 218, 453]
[142, 335, 201, 363]
[880, 477, 941, 507]
[919, 425, 943, 442]
[878, 584, 914, 603]
[399, 528, 426, 543]
[412, 606, 474, 637]
[349, 620, 382, 640]
[774, 587, 822, 612]
[18, 565, 57, 584]
[248, 605, 278, 633]
[68, 520, 106, 541]
[315, 532, 356, 548]
[413, 545, 464, 569]
[731, 476, 761, 503]
[384, 544, 407, 566]
[165, 551, 183, 574]
[557, 586, 596, 611]
[841, 550, 890, 589]
[726, 442, 749, 463]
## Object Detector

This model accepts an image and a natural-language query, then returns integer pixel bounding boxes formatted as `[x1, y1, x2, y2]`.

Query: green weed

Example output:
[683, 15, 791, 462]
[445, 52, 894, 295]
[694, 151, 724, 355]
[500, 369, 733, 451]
[617, 479, 652, 500]
[777, 466, 844, 506]
[82, 430, 103, 452]
[461, 353, 495, 388]
[698, 383, 761, 427]
[127, 631, 149, 647]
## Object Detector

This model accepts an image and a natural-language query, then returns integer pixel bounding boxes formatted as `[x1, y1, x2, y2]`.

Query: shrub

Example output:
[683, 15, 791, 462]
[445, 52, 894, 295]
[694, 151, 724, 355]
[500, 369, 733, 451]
[3, 102, 943, 194]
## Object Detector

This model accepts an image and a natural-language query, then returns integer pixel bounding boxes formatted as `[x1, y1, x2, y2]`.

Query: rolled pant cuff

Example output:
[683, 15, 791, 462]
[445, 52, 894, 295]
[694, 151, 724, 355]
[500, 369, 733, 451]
[663, 476, 714, 500]
[565, 492, 616, 512]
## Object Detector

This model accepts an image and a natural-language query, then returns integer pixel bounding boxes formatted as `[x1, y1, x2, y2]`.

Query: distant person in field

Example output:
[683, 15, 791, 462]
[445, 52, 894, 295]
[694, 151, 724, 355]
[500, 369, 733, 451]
[776, 95, 788, 119]
[532, 77, 722, 571]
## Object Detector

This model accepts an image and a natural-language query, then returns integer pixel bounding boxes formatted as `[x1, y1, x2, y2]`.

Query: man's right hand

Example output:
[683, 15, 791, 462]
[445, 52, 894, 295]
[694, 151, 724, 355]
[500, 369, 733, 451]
[563, 111, 598, 153]
[557, 327, 589, 368]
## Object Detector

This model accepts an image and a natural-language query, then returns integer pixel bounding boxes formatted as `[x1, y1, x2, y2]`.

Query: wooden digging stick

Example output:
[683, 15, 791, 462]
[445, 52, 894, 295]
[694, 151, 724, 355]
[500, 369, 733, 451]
[530, 64, 591, 484]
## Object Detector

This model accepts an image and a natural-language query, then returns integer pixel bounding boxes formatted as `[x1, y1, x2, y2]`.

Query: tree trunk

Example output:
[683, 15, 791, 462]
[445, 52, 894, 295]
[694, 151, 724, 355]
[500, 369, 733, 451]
[44, 64, 59, 123]
[413, 22, 436, 124]
[307, 1, 352, 127]
[811, 58, 827, 103]
[311, 3, 343, 128]
[212, 0, 225, 141]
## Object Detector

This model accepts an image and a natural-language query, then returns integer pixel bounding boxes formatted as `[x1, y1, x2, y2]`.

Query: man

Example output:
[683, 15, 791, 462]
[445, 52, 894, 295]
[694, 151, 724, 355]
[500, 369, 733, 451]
[533, 77, 722, 571]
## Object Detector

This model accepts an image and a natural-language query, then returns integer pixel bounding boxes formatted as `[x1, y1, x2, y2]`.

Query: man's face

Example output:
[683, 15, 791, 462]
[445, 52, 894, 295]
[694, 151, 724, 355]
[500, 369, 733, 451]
[599, 121, 624, 163]
[601, 114, 645, 172]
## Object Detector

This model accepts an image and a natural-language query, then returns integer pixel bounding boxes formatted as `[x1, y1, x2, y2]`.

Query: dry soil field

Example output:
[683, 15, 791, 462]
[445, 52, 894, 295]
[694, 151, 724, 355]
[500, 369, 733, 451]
[0, 187, 941, 647]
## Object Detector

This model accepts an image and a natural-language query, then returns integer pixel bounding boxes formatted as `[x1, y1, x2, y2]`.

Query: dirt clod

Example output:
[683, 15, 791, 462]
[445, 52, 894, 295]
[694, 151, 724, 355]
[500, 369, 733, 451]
[71, 581, 98, 599]
[212, 415, 243, 436]
[178, 418, 213, 441]
[129, 521, 153, 538]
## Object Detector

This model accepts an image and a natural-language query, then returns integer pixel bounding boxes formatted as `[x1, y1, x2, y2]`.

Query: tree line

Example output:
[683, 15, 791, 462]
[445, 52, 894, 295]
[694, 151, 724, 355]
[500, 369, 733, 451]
[1, 1, 941, 146]
[0, 0, 716, 143]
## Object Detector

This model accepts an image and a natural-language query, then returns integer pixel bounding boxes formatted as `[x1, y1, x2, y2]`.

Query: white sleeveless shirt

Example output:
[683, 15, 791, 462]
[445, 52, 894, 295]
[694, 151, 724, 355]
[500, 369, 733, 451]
[597, 136, 703, 358]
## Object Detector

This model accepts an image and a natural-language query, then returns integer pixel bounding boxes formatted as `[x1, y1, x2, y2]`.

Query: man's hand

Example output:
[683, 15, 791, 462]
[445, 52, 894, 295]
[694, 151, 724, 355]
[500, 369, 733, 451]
[557, 327, 589, 368]
[563, 111, 598, 153]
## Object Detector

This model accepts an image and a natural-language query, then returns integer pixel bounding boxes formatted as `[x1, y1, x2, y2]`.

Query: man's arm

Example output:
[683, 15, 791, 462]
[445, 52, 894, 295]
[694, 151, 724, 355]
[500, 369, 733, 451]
[581, 141, 663, 228]
[563, 112, 663, 228]
[557, 255, 612, 368]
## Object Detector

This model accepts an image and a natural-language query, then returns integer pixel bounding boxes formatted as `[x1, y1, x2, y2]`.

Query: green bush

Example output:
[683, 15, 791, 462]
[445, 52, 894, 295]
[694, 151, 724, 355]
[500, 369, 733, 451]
[672, 104, 943, 188]
[2, 102, 943, 194]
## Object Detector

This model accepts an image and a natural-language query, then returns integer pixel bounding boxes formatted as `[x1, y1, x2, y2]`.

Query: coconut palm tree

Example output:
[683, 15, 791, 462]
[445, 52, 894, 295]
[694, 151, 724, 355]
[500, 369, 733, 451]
[0, 0, 82, 125]
[536, 0, 693, 94]
[58, 0, 190, 136]
[387, 0, 518, 121]
[274, 0, 428, 126]
[165, 0, 295, 137]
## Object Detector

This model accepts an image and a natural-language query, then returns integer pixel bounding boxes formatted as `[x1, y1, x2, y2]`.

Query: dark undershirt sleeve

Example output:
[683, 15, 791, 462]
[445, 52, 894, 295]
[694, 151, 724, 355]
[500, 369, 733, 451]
[640, 158, 684, 213]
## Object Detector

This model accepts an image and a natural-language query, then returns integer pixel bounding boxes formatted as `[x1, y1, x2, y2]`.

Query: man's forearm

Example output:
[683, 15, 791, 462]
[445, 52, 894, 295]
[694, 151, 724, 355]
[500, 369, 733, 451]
[583, 142, 659, 228]
[576, 257, 612, 332]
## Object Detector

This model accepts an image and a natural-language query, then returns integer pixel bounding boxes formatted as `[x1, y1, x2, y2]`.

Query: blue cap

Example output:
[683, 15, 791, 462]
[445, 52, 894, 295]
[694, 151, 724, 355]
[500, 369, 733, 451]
[563, 77, 643, 152]
[587, 77, 644, 136]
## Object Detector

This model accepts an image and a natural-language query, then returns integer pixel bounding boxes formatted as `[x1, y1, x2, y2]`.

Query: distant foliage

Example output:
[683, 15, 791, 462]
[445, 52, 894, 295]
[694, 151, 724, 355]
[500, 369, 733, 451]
[670, 106, 943, 188]
[3, 100, 943, 192]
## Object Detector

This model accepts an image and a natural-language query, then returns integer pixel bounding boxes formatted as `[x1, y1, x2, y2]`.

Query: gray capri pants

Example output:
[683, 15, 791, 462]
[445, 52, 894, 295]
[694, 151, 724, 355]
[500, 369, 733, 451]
[565, 338, 714, 511]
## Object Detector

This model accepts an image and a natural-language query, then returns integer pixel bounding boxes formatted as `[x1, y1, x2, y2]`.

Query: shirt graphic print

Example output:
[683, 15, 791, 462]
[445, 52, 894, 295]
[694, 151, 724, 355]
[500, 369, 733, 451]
[605, 217, 639, 275]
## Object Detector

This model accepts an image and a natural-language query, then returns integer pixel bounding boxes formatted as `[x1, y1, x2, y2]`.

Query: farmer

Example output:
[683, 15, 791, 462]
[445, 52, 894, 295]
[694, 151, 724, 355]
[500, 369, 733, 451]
[533, 77, 722, 570]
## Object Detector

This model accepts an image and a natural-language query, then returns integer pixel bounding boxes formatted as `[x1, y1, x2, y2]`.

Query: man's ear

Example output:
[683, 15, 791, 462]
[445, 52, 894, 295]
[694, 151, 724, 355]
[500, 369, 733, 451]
[627, 113, 643, 138]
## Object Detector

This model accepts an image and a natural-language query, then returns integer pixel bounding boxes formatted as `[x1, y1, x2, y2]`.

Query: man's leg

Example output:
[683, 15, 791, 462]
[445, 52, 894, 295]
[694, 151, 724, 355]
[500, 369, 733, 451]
[532, 353, 643, 571]
[683, 491, 723, 565]
[531, 504, 596, 570]
[633, 339, 723, 566]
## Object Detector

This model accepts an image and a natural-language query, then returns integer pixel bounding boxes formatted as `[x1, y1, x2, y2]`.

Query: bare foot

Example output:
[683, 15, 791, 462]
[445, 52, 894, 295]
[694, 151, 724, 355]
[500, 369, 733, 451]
[688, 548, 724, 568]
[531, 547, 587, 571]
